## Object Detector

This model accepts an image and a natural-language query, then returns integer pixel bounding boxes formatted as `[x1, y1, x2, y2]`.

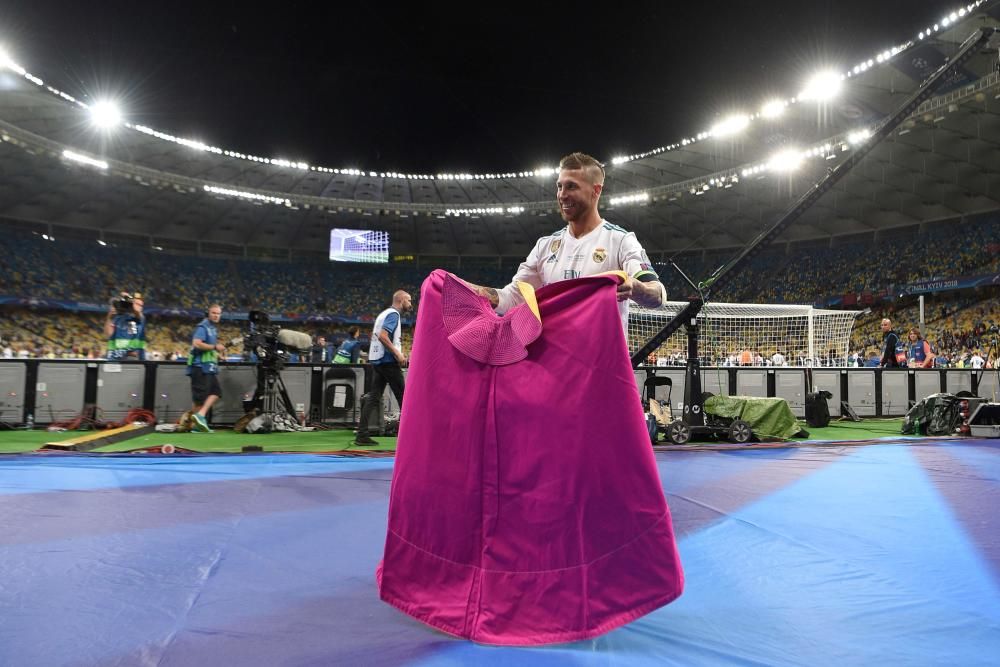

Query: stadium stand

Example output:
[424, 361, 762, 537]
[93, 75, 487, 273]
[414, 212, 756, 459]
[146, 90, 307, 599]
[2, 215, 997, 365]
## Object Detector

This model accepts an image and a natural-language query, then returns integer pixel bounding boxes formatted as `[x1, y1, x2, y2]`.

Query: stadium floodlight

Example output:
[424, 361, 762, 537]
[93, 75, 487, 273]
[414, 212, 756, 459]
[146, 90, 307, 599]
[63, 149, 108, 170]
[710, 114, 750, 138]
[0, 47, 27, 76]
[767, 148, 803, 172]
[847, 129, 871, 145]
[761, 100, 787, 118]
[609, 192, 650, 206]
[799, 70, 842, 102]
[89, 100, 122, 129]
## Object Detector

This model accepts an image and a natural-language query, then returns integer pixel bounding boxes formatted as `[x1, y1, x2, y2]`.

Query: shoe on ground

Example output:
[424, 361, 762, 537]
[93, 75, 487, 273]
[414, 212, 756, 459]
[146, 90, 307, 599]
[192, 413, 213, 433]
[353, 435, 378, 446]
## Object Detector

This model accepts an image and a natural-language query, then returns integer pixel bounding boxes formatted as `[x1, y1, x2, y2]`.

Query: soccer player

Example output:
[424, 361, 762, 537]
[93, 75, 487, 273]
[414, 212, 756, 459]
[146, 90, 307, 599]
[465, 152, 666, 329]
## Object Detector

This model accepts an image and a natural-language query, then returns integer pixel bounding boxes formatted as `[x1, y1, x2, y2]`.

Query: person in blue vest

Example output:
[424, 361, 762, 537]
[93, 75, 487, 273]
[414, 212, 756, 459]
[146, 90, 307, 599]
[104, 292, 146, 361]
[354, 291, 413, 446]
[906, 327, 936, 368]
[333, 326, 363, 364]
[187, 304, 226, 433]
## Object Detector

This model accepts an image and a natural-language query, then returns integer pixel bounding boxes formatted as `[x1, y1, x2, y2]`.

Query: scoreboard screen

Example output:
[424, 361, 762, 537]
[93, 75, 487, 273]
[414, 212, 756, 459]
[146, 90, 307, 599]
[329, 229, 389, 263]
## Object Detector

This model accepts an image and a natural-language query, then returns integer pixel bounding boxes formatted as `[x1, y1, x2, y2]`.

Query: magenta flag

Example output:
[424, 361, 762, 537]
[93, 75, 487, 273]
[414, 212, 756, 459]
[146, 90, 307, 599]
[377, 270, 683, 646]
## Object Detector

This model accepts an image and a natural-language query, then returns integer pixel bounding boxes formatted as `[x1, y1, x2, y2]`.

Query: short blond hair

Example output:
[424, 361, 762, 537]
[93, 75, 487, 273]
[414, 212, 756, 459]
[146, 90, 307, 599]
[559, 152, 605, 186]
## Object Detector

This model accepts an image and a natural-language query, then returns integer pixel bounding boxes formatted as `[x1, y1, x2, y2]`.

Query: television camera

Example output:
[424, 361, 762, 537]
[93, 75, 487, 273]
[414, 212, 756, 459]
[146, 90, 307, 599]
[241, 310, 313, 370]
[110, 291, 142, 315]
[239, 310, 314, 432]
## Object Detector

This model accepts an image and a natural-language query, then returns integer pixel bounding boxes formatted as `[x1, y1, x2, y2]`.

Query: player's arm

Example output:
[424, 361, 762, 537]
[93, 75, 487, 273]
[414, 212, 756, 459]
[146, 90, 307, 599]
[464, 239, 545, 313]
[618, 234, 667, 307]
[465, 283, 501, 308]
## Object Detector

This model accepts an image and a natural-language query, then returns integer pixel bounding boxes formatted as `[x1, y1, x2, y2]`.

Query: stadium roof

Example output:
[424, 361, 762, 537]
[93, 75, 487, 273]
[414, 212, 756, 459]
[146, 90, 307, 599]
[1, 2, 999, 259]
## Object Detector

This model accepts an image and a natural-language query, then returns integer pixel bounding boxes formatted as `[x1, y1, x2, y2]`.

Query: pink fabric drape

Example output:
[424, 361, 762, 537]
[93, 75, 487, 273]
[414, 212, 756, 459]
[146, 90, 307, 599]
[377, 270, 683, 646]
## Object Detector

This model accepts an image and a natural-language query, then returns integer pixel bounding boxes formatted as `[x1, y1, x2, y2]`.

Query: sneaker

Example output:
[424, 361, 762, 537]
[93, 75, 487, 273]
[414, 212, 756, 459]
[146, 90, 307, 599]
[191, 413, 213, 433]
[353, 435, 378, 446]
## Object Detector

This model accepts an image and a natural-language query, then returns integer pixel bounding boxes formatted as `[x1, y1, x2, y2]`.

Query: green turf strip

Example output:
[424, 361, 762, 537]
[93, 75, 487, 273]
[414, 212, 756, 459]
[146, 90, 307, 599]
[0, 428, 397, 454]
[0, 419, 914, 454]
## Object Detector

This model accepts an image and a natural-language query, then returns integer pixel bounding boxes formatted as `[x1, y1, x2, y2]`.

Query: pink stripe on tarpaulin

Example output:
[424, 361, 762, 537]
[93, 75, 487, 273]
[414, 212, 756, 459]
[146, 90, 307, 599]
[378, 269, 683, 646]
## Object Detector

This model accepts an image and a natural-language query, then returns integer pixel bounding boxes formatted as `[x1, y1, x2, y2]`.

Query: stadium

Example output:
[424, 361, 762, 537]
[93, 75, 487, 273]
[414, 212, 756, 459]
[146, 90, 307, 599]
[1, 2, 999, 664]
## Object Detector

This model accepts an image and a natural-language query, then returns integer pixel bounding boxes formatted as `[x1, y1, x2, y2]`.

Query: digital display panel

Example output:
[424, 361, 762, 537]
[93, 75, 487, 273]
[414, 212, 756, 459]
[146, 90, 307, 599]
[329, 228, 389, 263]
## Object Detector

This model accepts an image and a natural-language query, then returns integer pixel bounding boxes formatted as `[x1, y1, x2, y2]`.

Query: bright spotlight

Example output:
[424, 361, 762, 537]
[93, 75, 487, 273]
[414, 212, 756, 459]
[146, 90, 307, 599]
[761, 100, 786, 118]
[767, 148, 804, 172]
[0, 46, 26, 75]
[710, 114, 750, 138]
[89, 100, 122, 129]
[799, 71, 842, 102]
[847, 128, 871, 145]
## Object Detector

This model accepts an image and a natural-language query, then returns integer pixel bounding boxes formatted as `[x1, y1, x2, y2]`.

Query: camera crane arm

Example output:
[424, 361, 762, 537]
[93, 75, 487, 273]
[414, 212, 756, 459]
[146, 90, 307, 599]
[631, 27, 999, 369]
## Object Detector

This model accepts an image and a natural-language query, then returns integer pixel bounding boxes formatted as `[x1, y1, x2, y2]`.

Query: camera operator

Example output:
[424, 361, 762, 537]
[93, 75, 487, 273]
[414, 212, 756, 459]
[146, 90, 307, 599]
[333, 326, 363, 364]
[187, 304, 225, 433]
[104, 292, 147, 361]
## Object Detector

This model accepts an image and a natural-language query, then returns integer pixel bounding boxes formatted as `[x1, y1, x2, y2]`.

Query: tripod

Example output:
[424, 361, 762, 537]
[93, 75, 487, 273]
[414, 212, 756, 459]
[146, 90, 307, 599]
[249, 363, 298, 423]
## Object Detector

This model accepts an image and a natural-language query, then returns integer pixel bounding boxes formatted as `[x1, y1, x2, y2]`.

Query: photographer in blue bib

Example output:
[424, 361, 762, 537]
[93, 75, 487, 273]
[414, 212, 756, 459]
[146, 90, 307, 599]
[906, 327, 936, 369]
[104, 292, 147, 361]
[187, 304, 226, 433]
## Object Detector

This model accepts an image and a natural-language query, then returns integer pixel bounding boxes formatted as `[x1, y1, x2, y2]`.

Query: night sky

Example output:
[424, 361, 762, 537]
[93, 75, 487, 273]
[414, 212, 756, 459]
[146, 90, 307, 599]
[2, 1, 954, 173]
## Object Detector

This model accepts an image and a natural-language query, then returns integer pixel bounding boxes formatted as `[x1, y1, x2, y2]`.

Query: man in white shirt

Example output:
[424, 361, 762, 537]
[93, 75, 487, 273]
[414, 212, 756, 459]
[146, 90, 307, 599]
[771, 350, 786, 367]
[969, 350, 985, 369]
[467, 152, 666, 329]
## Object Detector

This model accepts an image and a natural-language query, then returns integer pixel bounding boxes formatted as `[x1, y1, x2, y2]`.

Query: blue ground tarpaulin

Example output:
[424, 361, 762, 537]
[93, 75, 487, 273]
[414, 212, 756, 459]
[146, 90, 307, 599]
[1, 443, 998, 666]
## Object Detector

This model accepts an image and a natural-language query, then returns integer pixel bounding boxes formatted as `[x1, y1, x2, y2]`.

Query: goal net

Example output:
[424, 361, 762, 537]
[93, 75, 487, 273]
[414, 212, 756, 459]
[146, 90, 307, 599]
[628, 301, 861, 366]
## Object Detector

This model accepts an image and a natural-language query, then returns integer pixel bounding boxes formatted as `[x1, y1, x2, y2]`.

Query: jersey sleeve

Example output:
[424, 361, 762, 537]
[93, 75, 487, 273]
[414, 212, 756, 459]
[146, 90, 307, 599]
[192, 323, 208, 344]
[619, 233, 658, 282]
[496, 238, 546, 314]
[380, 311, 400, 337]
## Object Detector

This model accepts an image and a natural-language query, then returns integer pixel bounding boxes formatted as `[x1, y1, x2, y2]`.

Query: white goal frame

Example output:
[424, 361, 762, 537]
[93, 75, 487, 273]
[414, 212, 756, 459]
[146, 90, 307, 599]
[628, 301, 861, 367]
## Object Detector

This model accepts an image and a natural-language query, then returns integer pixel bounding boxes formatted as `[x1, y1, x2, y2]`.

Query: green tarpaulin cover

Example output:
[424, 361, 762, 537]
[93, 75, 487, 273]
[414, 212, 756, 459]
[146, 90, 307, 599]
[704, 395, 805, 440]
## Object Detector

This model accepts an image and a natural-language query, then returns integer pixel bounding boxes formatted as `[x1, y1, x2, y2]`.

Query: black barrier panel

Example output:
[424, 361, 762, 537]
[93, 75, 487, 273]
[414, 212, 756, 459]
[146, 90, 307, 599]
[0, 360, 985, 425]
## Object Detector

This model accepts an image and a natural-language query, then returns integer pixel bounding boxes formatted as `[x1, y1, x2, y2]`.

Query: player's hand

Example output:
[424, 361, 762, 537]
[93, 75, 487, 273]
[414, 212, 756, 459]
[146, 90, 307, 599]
[399, 354, 409, 368]
[616, 275, 633, 302]
[215, 343, 226, 353]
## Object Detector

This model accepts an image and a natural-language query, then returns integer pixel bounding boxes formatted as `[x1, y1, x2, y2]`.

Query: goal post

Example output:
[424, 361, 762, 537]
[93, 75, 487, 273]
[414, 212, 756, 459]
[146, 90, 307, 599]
[627, 301, 861, 366]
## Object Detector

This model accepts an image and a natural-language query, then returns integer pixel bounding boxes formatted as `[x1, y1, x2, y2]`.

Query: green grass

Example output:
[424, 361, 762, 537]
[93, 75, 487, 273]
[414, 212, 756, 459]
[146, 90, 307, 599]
[0, 418, 910, 454]
[0, 428, 397, 454]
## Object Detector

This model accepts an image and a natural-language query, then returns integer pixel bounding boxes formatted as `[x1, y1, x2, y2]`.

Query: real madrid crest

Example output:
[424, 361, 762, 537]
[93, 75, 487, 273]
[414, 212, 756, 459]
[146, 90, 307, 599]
[550, 239, 561, 253]
[592, 247, 607, 263]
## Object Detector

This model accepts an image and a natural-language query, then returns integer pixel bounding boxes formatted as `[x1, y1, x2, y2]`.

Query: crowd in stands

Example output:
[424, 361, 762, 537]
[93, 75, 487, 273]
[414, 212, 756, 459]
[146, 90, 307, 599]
[1, 214, 998, 366]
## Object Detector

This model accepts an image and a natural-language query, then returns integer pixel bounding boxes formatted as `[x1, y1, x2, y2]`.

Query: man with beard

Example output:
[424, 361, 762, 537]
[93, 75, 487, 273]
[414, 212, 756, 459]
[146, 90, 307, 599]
[377, 157, 683, 643]
[466, 152, 666, 328]
[353, 290, 413, 446]
[879, 318, 903, 368]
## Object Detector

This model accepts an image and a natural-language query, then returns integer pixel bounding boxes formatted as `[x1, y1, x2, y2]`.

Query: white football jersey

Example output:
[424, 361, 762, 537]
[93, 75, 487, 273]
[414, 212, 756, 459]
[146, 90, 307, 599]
[496, 221, 658, 328]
